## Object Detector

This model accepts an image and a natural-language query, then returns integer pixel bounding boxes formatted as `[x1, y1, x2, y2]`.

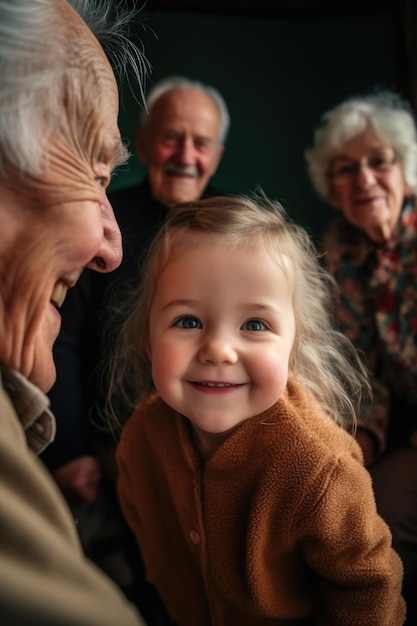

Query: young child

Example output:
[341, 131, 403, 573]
[112, 195, 405, 626]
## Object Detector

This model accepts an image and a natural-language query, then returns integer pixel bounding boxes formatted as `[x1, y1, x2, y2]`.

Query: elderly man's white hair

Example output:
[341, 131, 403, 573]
[0, 0, 147, 175]
[140, 75, 231, 145]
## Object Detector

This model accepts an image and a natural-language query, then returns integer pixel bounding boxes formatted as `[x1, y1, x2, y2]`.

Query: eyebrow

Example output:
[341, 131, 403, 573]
[161, 299, 196, 312]
[333, 147, 392, 161]
[99, 137, 130, 169]
[162, 127, 214, 143]
[161, 300, 282, 314]
[242, 303, 286, 318]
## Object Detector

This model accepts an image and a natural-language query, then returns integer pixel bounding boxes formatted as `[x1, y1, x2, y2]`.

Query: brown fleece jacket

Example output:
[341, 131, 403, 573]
[117, 378, 405, 626]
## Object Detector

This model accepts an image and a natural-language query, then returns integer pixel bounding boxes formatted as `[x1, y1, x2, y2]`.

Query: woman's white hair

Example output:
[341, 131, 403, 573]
[305, 89, 417, 200]
[0, 0, 148, 175]
[140, 75, 231, 145]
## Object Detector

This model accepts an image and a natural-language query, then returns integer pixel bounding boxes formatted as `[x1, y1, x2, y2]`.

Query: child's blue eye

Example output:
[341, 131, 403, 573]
[175, 316, 201, 329]
[242, 319, 266, 331]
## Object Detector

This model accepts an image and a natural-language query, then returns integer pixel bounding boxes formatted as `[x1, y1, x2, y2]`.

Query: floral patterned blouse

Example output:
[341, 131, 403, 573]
[321, 199, 417, 455]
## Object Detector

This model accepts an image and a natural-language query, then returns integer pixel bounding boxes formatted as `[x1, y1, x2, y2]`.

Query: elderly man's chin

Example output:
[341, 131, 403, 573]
[31, 355, 57, 393]
[30, 307, 61, 392]
[168, 180, 204, 205]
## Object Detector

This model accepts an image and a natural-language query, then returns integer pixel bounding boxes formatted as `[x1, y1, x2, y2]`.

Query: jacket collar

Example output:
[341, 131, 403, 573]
[1, 365, 56, 454]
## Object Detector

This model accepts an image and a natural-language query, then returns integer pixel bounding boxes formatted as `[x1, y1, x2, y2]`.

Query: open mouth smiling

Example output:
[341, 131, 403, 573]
[50, 282, 68, 309]
[188, 381, 246, 392]
[354, 195, 383, 205]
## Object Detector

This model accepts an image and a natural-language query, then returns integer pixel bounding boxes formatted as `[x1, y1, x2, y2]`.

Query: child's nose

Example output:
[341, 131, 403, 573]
[198, 334, 238, 365]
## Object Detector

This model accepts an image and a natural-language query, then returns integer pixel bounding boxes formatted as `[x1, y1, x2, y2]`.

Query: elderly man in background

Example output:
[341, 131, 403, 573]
[104, 75, 230, 307]
[0, 0, 147, 624]
[115, 74, 229, 210]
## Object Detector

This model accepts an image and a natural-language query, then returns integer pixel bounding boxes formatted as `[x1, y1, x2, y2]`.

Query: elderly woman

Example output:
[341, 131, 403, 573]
[306, 89, 417, 625]
[0, 1, 147, 624]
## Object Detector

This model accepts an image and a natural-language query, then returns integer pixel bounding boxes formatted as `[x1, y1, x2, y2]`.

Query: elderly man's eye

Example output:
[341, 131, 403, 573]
[96, 176, 106, 187]
[162, 131, 180, 146]
[194, 138, 211, 151]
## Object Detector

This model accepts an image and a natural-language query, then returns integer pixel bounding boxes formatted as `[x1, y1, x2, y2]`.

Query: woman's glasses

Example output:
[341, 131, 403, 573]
[328, 153, 398, 183]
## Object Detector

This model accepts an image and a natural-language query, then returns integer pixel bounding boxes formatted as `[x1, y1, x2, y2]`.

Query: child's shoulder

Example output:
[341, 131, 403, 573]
[122, 393, 175, 436]
[281, 378, 363, 464]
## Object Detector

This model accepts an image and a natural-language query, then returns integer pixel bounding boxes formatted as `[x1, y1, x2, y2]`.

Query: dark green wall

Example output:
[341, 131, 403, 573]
[112, 8, 399, 240]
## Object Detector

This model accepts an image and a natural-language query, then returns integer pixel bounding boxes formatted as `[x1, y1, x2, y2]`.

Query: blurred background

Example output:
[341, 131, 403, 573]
[112, 0, 416, 239]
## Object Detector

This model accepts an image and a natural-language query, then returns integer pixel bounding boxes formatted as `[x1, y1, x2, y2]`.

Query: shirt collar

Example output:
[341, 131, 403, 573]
[1, 365, 56, 454]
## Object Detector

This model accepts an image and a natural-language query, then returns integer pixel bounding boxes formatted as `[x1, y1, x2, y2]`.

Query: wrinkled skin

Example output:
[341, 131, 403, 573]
[135, 88, 224, 207]
[0, 0, 125, 392]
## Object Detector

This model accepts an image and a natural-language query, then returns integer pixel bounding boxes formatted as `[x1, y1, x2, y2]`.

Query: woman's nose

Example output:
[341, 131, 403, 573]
[355, 163, 377, 188]
[87, 195, 122, 273]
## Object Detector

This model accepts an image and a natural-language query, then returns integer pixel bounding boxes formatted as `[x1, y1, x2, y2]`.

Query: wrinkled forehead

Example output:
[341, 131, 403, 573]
[55, 1, 119, 140]
[150, 88, 220, 133]
[57, 0, 115, 87]
[17, 0, 124, 189]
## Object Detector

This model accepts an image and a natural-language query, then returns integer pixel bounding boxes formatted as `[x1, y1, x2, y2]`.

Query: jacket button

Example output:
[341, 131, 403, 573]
[189, 530, 201, 544]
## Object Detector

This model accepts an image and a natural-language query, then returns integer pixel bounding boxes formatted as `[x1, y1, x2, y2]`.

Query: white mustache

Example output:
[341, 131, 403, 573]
[164, 163, 199, 178]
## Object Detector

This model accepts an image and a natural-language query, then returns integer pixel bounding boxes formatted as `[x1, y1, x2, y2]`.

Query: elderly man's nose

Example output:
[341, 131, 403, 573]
[177, 138, 195, 163]
[87, 198, 122, 273]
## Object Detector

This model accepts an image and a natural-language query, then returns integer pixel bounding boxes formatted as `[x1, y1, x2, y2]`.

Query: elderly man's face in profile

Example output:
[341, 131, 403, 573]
[0, 1, 124, 392]
[136, 88, 224, 207]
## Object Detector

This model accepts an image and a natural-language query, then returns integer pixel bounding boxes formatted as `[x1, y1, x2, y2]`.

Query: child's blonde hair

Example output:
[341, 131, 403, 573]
[107, 193, 370, 429]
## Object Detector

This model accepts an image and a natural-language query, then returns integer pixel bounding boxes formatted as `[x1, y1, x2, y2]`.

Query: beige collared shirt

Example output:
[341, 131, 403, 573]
[0, 363, 145, 625]
[1, 365, 55, 454]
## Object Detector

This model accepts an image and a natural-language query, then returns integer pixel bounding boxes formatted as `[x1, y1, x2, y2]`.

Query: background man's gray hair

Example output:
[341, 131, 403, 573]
[140, 75, 231, 145]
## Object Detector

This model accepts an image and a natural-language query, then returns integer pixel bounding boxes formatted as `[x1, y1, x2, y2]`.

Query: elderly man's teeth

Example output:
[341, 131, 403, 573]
[51, 283, 67, 308]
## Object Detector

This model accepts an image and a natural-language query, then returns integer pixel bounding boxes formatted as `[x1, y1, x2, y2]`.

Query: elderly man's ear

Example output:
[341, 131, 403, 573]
[210, 144, 225, 176]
